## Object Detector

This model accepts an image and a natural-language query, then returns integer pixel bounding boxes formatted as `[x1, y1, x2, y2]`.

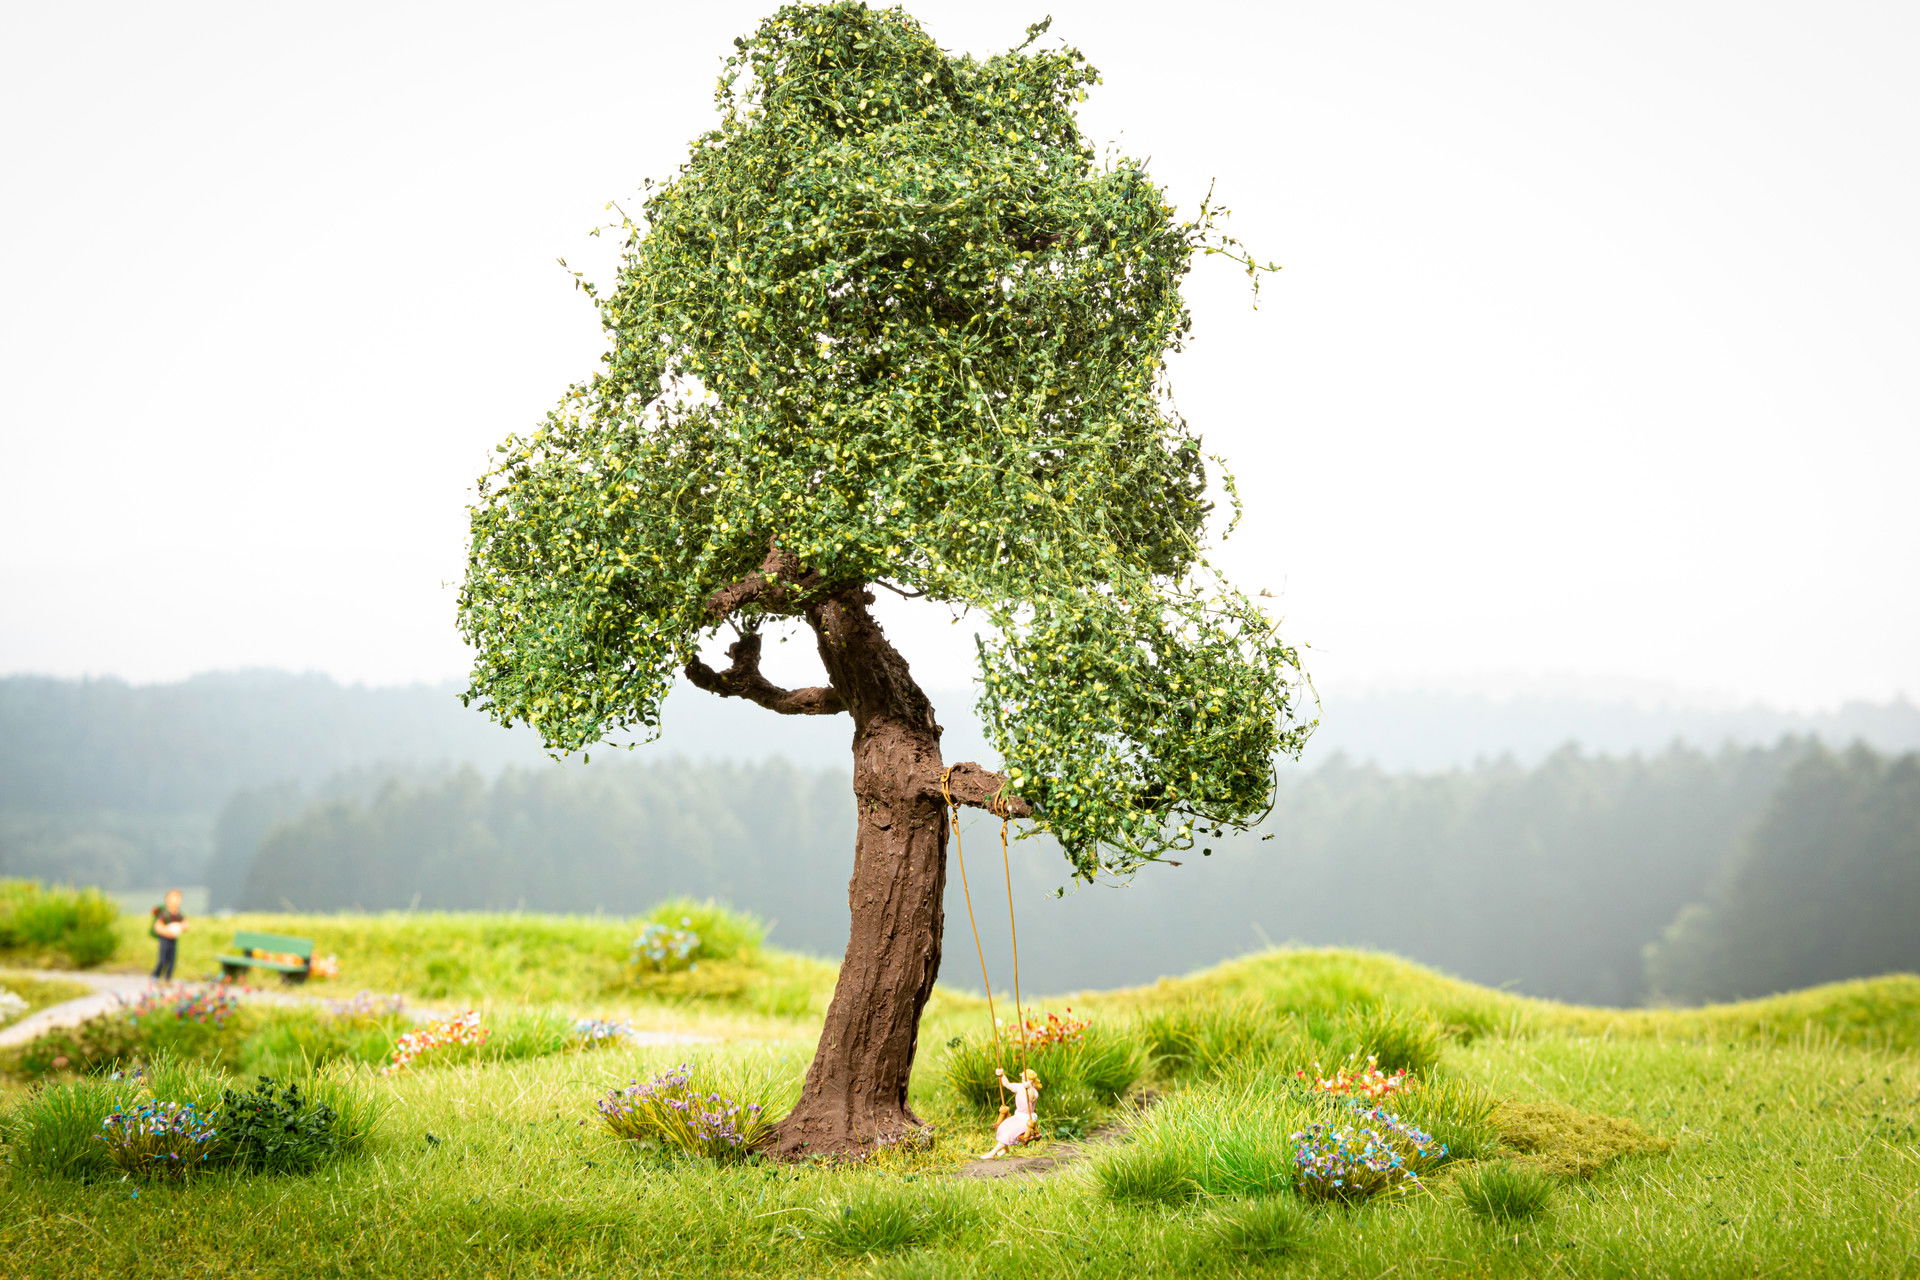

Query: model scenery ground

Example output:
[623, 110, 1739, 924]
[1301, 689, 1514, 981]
[2, 909, 1917, 1279]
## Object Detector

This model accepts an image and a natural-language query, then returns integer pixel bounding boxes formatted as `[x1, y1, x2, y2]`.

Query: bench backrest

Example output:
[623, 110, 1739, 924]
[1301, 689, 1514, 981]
[230, 931, 314, 958]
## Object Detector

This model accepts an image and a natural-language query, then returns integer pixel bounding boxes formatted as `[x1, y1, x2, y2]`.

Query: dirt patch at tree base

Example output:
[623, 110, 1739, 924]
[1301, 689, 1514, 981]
[953, 1095, 1158, 1179]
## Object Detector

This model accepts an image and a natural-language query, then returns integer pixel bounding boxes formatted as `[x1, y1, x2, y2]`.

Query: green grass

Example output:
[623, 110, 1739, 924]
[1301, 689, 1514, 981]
[0, 880, 119, 969]
[3, 914, 1917, 1278]
[0, 971, 92, 1023]
[1457, 1161, 1557, 1221]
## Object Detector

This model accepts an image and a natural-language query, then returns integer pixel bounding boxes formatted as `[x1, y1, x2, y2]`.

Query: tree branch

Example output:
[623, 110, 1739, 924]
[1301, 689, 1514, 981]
[938, 762, 1035, 818]
[705, 542, 832, 621]
[684, 633, 846, 716]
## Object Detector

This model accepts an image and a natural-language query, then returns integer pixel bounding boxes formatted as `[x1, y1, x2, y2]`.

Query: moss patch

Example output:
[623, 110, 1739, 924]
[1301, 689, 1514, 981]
[1493, 1099, 1669, 1178]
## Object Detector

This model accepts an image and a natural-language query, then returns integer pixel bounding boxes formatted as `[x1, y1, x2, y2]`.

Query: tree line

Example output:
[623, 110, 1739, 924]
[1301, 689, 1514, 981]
[215, 737, 1918, 1007]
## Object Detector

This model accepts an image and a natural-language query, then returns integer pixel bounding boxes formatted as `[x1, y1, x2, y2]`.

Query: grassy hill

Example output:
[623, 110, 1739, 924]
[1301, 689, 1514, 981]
[3, 911, 1917, 1279]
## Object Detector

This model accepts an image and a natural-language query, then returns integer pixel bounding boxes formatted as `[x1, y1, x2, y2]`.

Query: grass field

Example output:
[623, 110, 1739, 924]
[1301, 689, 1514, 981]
[2, 911, 1917, 1279]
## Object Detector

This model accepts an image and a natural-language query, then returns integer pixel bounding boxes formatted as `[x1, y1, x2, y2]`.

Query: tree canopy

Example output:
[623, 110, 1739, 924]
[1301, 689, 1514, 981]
[458, 2, 1312, 877]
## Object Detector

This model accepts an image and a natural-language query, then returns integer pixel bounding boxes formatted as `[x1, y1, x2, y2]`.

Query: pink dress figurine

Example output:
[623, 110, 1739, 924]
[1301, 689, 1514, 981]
[977, 1067, 1042, 1159]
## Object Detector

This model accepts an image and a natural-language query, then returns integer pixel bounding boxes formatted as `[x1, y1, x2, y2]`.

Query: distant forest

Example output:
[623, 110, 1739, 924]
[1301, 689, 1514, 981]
[3, 672, 1917, 1005]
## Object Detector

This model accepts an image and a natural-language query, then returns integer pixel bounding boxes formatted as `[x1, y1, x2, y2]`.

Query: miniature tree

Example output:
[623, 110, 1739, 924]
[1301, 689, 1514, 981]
[458, 2, 1312, 1158]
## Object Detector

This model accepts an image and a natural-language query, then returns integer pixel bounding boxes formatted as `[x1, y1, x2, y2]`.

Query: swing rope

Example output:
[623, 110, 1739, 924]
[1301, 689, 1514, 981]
[993, 788, 1029, 1083]
[940, 770, 1000, 1055]
[940, 771, 1029, 1078]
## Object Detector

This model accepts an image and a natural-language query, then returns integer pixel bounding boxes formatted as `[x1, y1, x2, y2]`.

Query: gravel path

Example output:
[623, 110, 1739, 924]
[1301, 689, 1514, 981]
[0, 969, 711, 1050]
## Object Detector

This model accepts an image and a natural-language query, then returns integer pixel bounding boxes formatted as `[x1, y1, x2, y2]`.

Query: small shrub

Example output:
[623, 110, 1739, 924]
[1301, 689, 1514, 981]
[98, 1098, 220, 1179]
[630, 921, 701, 973]
[1095, 1146, 1199, 1204]
[1291, 1099, 1446, 1203]
[597, 1063, 776, 1160]
[381, 1010, 487, 1075]
[810, 1186, 973, 1255]
[1458, 1161, 1556, 1221]
[1203, 1197, 1311, 1259]
[0, 879, 119, 968]
[944, 1013, 1145, 1126]
[639, 899, 765, 964]
[217, 1076, 343, 1174]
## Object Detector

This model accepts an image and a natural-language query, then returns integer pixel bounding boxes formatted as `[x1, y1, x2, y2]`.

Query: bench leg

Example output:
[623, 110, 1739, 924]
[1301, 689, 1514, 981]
[282, 969, 309, 987]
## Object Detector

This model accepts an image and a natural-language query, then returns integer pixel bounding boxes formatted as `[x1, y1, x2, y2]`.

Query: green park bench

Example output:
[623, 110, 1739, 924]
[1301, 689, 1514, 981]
[218, 931, 314, 985]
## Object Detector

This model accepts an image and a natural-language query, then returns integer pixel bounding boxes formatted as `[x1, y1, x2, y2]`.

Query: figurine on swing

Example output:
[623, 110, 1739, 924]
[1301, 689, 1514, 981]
[976, 1066, 1042, 1159]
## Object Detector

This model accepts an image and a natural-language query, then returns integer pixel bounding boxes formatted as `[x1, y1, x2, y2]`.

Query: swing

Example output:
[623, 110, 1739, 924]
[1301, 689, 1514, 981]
[941, 770, 1040, 1158]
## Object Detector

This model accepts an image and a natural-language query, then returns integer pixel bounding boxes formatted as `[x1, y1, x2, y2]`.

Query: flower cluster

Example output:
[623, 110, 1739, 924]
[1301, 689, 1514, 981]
[574, 1017, 635, 1048]
[0, 986, 27, 1028]
[97, 1100, 220, 1179]
[597, 1064, 772, 1159]
[629, 920, 701, 973]
[309, 953, 341, 980]
[121, 983, 242, 1029]
[1291, 1099, 1447, 1202]
[1003, 1008, 1091, 1049]
[1297, 1054, 1412, 1102]
[380, 1010, 488, 1075]
[325, 990, 405, 1023]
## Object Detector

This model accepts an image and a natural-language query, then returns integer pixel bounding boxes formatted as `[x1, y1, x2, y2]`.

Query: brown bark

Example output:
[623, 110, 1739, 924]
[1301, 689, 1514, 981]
[692, 548, 1029, 1160]
[683, 633, 845, 716]
[768, 586, 951, 1159]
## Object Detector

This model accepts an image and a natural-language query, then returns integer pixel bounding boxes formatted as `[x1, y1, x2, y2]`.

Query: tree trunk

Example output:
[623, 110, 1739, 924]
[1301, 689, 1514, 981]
[769, 587, 949, 1160]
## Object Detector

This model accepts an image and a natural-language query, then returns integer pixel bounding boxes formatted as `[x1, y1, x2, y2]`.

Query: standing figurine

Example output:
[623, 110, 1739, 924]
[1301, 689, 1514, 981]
[150, 888, 188, 980]
[976, 1067, 1042, 1159]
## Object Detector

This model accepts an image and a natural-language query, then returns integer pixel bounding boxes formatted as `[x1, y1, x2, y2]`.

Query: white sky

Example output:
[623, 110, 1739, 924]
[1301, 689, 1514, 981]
[2, 0, 1915, 712]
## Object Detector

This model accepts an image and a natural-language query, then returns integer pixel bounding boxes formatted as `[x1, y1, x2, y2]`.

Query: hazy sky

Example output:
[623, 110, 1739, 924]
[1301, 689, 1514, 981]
[3, 0, 1915, 712]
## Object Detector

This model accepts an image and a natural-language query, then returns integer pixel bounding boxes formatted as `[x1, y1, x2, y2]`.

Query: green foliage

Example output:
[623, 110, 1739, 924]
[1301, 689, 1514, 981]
[1, 1057, 378, 1184]
[808, 1186, 973, 1255]
[942, 1019, 1144, 1126]
[457, 3, 1309, 878]
[1199, 1196, 1312, 1258]
[1457, 1161, 1557, 1221]
[0, 879, 118, 968]
[216, 1076, 344, 1174]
